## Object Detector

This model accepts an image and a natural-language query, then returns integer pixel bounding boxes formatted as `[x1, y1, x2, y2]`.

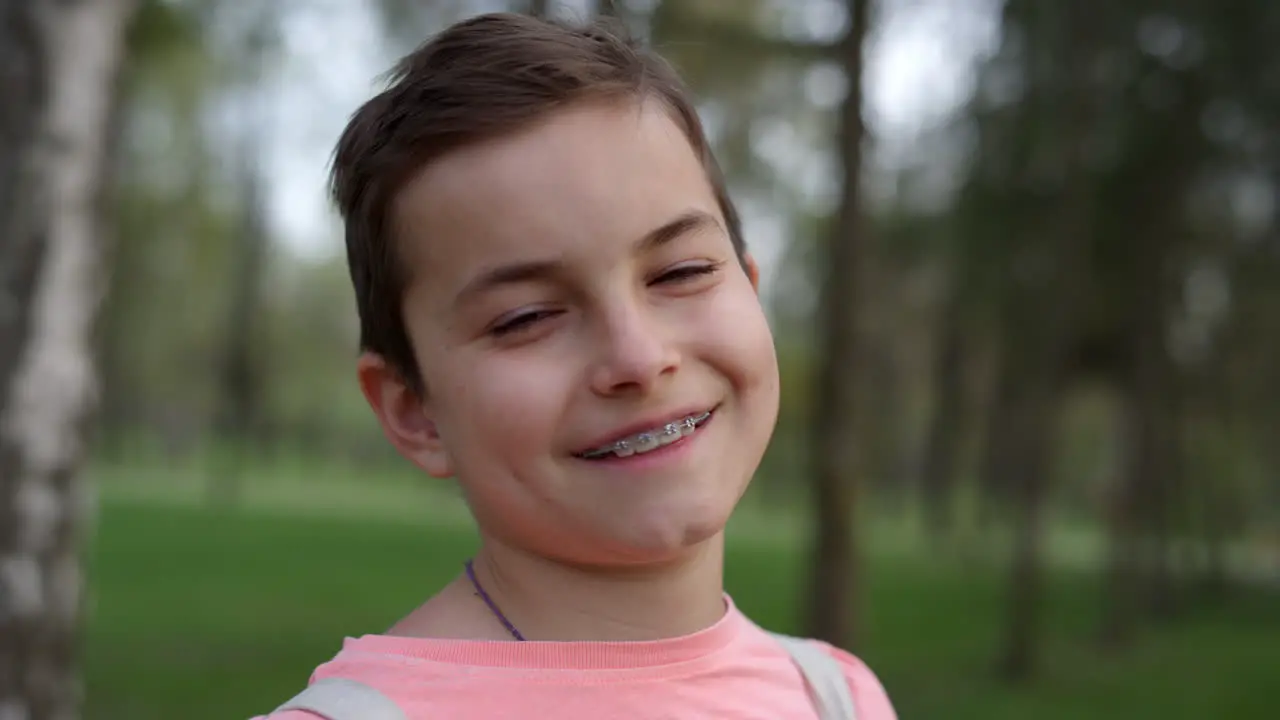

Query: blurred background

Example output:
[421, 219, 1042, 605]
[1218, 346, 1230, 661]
[2, 0, 1278, 718]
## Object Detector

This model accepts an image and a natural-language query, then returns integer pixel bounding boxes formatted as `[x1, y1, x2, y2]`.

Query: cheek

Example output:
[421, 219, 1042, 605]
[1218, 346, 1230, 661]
[692, 286, 778, 389]
[436, 354, 569, 463]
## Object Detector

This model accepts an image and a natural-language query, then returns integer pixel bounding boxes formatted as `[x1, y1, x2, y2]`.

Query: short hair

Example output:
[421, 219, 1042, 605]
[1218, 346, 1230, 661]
[329, 12, 744, 390]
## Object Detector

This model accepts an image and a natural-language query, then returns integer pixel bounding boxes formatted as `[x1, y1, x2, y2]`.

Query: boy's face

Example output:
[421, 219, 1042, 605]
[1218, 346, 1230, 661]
[361, 99, 780, 565]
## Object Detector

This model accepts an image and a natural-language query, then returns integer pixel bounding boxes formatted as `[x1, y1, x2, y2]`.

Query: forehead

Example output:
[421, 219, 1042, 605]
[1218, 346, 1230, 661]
[389, 99, 720, 299]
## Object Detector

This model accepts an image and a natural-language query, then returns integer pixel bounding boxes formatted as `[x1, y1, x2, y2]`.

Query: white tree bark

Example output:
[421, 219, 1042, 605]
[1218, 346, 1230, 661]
[0, 1, 137, 718]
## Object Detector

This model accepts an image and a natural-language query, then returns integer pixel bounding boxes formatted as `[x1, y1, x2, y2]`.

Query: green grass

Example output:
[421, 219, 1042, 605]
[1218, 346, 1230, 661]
[82, 493, 1277, 720]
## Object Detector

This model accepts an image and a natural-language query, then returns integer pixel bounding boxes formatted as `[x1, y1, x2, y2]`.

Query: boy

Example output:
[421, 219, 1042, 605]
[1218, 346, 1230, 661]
[258, 11, 896, 719]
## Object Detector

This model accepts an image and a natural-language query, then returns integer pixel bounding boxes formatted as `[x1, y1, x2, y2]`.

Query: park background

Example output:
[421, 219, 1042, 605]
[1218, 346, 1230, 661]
[3, 0, 1279, 718]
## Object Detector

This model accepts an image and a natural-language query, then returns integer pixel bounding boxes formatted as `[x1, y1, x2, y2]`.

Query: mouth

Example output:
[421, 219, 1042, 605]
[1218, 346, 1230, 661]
[574, 408, 716, 460]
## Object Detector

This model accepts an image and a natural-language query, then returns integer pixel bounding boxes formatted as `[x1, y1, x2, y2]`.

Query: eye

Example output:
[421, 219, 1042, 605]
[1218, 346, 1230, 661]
[489, 309, 561, 337]
[652, 261, 724, 285]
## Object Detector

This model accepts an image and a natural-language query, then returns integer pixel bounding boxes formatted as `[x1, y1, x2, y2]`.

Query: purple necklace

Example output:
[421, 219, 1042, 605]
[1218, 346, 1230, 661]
[464, 559, 526, 641]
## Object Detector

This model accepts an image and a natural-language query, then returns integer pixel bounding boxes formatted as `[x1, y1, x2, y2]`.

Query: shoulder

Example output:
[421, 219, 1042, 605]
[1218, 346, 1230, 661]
[735, 602, 897, 719]
[802, 638, 899, 720]
[250, 637, 407, 720]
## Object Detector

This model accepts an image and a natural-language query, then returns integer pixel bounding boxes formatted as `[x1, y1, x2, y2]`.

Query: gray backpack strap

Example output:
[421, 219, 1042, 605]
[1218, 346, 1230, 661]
[772, 633, 858, 720]
[272, 677, 407, 720]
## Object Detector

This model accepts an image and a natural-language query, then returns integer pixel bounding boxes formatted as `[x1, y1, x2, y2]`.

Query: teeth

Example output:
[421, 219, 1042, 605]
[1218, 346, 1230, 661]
[581, 411, 712, 459]
[634, 433, 659, 453]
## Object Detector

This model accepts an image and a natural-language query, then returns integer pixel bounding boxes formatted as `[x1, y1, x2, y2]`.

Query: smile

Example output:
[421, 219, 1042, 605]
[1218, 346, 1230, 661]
[577, 410, 714, 459]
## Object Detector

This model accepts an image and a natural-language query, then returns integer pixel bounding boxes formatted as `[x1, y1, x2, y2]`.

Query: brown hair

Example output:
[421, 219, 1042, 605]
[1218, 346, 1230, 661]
[329, 12, 744, 391]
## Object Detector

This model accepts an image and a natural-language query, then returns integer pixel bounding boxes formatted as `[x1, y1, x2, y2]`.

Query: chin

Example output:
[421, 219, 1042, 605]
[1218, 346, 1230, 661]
[601, 505, 734, 563]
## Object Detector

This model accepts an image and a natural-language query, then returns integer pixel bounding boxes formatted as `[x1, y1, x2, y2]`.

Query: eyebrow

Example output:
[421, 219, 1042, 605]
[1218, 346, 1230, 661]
[451, 209, 721, 309]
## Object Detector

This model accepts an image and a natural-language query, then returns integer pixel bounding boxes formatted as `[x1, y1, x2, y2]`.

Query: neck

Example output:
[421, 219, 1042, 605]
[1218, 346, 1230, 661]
[466, 535, 728, 642]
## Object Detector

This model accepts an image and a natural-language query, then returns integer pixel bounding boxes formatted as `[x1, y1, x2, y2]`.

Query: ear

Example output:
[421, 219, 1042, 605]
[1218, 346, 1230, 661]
[356, 352, 454, 478]
[743, 253, 761, 293]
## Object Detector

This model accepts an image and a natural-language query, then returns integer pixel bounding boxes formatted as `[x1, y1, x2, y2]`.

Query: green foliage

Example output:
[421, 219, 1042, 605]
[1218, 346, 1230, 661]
[259, 257, 375, 446]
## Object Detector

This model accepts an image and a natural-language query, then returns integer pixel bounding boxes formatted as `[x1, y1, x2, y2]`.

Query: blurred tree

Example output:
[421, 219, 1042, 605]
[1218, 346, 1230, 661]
[918, 272, 967, 542]
[0, 1, 139, 717]
[100, 0, 286, 484]
[1095, 10, 1210, 642]
[806, 0, 871, 649]
[99, 0, 239, 457]
[206, 3, 281, 506]
[939, 0, 1280, 676]
[208, 136, 271, 507]
[951, 0, 1101, 680]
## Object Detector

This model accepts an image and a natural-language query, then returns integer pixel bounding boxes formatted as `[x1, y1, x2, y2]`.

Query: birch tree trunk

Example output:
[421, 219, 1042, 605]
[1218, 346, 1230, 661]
[0, 1, 137, 717]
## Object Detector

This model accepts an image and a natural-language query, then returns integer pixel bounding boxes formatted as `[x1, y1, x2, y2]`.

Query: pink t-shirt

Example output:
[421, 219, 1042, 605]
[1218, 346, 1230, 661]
[256, 597, 897, 719]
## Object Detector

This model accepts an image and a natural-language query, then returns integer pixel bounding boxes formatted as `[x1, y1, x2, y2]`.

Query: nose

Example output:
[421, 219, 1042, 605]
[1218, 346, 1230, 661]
[587, 304, 680, 397]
